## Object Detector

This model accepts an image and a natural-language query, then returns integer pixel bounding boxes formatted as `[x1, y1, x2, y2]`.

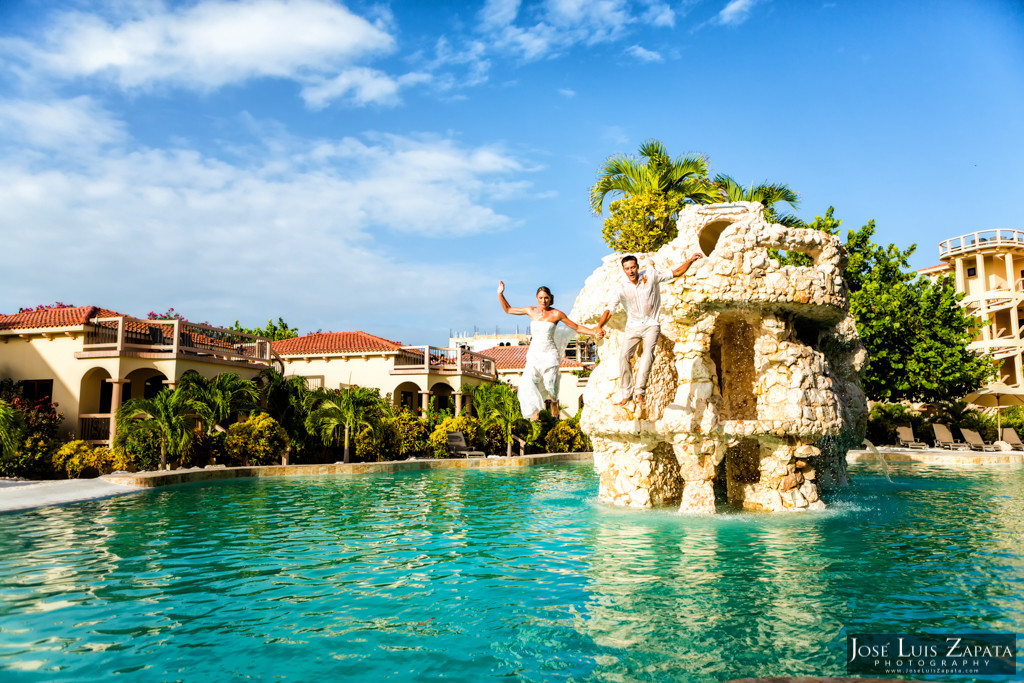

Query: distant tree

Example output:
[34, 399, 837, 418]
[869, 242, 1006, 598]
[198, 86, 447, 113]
[178, 371, 257, 431]
[465, 384, 522, 457]
[712, 174, 804, 228]
[255, 369, 312, 459]
[232, 317, 299, 341]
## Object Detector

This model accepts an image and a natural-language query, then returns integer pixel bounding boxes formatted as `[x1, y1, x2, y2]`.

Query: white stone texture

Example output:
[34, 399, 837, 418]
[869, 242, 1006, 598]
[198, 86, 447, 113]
[572, 202, 868, 513]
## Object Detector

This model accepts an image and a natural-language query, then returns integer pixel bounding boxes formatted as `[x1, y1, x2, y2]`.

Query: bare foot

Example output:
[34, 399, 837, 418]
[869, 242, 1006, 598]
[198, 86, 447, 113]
[635, 392, 646, 404]
[530, 411, 540, 421]
[615, 397, 630, 407]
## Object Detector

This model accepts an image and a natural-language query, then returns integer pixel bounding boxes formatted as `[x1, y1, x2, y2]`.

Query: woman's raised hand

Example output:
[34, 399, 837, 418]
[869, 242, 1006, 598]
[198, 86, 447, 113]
[497, 281, 505, 295]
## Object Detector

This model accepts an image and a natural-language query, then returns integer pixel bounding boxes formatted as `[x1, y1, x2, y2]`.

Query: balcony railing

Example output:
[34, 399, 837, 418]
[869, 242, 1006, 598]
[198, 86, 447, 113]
[940, 229, 1024, 259]
[79, 317, 274, 367]
[392, 346, 496, 380]
[79, 414, 112, 444]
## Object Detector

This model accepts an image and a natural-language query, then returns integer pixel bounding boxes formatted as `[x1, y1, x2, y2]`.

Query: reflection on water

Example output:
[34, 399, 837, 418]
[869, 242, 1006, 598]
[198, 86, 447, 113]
[0, 463, 1022, 681]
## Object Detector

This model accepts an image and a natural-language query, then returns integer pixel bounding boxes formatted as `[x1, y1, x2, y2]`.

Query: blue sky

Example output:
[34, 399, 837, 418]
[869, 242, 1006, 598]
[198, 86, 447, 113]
[1, 0, 1022, 345]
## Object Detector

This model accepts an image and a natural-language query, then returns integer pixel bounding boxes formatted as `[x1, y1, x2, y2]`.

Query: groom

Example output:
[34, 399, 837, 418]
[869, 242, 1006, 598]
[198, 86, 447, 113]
[595, 253, 703, 405]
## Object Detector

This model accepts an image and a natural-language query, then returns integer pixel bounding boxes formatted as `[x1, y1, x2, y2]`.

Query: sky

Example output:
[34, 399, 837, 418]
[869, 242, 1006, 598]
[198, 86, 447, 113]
[1, 0, 1023, 346]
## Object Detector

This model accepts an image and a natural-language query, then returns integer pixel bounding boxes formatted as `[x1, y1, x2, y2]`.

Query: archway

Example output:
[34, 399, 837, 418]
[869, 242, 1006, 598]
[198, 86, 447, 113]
[430, 382, 455, 414]
[124, 368, 169, 401]
[393, 381, 422, 414]
[79, 367, 113, 414]
[698, 219, 734, 257]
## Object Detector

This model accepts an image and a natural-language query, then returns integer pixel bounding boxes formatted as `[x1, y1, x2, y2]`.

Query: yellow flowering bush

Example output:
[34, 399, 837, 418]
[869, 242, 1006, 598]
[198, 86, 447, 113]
[224, 413, 289, 466]
[428, 416, 483, 458]
[52, 440, 117, 478]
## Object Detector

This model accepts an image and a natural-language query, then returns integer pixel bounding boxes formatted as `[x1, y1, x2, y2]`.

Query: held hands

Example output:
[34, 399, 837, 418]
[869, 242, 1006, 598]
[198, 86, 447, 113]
[594, 326, 606, 339]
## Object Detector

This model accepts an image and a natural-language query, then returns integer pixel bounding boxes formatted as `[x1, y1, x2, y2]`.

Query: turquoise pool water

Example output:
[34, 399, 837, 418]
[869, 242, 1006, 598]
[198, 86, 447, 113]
[1, 463, 1022, 681]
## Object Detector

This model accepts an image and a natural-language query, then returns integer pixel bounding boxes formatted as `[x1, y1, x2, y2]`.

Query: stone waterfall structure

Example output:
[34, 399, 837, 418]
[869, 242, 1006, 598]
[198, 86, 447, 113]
[570, 202, 868, 513]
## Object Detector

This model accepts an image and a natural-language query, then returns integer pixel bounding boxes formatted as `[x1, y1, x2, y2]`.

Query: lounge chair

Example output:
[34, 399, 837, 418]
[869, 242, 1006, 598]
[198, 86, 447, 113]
[961, 428, 999, 452]
[931, 423, 969, 450]
[446, 431, 485, 458]
[896, 425, 928, 449]
[1000, 427, 1024, 451]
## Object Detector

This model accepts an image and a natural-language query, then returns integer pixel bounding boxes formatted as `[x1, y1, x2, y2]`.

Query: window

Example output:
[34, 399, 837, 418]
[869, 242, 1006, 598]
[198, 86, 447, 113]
[967, 267, 977, 277]
[19, 379, 53, 404]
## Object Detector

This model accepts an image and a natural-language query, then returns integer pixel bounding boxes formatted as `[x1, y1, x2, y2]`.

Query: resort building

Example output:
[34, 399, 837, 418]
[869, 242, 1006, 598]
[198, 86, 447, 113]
[451, 330, 597, 364]
[476, 345, 590, 418]
[930, 229, 1024, 386]
[0, 306, 276, 445]
[272, 331, 497, 414]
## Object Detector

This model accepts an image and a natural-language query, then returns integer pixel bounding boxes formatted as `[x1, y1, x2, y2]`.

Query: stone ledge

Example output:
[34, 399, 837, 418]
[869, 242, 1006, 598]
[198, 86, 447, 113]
[102, 451, 595, 488]
[847, 448, 1023, 465]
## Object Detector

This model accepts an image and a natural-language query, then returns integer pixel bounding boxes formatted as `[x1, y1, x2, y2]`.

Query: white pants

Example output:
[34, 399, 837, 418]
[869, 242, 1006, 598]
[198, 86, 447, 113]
[618, 325, 660, 401]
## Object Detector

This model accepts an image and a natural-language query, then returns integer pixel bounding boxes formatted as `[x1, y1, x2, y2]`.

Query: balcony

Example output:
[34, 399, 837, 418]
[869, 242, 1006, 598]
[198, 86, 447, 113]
[75, 316, 275, 368]
[939, 229, 1024, 260]
[391, 346, 496, 380]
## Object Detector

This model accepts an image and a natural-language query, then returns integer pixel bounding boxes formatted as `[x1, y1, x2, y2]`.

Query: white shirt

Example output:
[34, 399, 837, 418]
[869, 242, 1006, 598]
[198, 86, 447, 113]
[606, 268, 675, 330]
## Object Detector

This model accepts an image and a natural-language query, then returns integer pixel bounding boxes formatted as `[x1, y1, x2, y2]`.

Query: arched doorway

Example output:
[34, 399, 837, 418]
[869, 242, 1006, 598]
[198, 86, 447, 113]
[393, 381, 422, 414]
[124, 368, 169, 401]
[79, 367, 113, 442]
[430, 382, 455, 414]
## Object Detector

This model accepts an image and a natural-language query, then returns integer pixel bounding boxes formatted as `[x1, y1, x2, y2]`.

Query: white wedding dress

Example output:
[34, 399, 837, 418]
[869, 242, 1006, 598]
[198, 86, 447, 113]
[519, 319, 575, 419]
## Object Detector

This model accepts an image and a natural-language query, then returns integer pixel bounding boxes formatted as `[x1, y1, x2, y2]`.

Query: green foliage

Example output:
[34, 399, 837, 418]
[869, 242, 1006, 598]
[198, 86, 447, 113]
[232, 317, 299, 341]
[428, 416, 483, 458]
[544, 419, 591, 453]
[115, 388, 212, 469]
[464, 383, 521, 456]
[0, 394, 64, 478]
[110, 424, 162, 472]
[179, 429, 225, 468]
[853, 275, 995, 403]
[590, 140, 714, 215]
[601, 192, 684, 253]
[52, 441, 120, 478]
[178, 371, 257, 431]
[256, 369, 312, 460]
[713, 174, 804, 228]
[865, 403, 924, 447]
[224, 413, 289, 466]
[304, 386, 383, 463]
[395, 410, 431, 460]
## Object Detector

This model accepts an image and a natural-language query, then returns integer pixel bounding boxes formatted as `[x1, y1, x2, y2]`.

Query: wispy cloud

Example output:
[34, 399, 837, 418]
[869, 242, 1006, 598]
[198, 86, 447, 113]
[558, 88, 576, 97]
[0, 99, 536, 329]
[626, 44, 663, 62]
[717, 0, 758, 26]
[0, 0, 416, 107]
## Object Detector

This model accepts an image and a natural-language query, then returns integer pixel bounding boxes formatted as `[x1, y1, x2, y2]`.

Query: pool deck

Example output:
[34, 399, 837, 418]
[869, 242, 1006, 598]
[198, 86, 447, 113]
[3, 447, 1020, 514]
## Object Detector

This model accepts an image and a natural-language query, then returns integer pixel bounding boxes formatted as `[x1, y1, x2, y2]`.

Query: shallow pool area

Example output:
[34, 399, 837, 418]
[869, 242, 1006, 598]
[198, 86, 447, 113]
[1, 463, 1022, 681]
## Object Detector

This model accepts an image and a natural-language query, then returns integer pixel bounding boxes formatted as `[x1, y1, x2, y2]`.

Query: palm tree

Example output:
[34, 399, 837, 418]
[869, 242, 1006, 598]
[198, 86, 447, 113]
[467, 384, 522, 457]
[0, 399, 25, 460]
[255, 368, 311, 458]
[305, 387, 382, 463]
[179, 371, 257, 431]
[713, 174, 804, 228]
[115, 388, 212, 469]
[590, 139, 714, 215]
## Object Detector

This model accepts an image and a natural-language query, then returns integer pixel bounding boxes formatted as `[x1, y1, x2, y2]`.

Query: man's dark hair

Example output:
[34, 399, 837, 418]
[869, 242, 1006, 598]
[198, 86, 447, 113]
[621, 255, 638, 266]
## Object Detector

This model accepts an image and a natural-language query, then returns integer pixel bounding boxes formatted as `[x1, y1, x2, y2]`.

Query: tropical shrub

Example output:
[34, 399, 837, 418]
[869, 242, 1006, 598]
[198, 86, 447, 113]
[0, 396, 64, 478]
[482, 423, 505, 456]
[112, 424, 162, 472]
[224, 413, 289, 466]
[601, 193, 683, 253]
[394, 410, 430, 460]
[428, 416, 483, 459]
[865, 403, 924, 447]
[52, 440, 118, 478]
[179, 429, 225, 469]
[545, 419, 592, 453]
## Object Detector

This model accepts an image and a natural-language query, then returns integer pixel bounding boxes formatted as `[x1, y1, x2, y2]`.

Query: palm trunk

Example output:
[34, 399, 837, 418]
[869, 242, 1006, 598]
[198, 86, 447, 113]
[160, 441, 167, 470]
[343, 423, 350, 464]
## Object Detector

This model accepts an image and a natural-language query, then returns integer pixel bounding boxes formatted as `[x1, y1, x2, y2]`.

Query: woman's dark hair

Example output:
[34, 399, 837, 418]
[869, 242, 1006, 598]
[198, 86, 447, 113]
[536, 286, 554, 304]
[621, 255, 638, 266]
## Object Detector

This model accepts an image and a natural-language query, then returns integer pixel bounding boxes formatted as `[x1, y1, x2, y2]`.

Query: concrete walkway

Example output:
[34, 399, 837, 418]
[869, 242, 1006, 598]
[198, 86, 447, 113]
[0, 478, 144, 513]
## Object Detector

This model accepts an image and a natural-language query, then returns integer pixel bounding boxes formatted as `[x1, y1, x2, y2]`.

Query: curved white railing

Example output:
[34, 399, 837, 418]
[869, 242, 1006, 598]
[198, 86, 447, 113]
[940, 229, 1024, 259]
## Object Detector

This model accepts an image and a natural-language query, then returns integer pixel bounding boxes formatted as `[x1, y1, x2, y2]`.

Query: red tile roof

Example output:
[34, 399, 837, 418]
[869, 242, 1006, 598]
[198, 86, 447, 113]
[477, 345, 586, 370]
[0, 306, 106, 331]
[272, 331, 404, 356]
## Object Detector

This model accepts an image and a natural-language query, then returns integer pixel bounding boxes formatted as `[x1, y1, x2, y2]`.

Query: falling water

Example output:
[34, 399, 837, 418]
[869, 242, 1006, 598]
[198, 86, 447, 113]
[860, 438, 892, 483]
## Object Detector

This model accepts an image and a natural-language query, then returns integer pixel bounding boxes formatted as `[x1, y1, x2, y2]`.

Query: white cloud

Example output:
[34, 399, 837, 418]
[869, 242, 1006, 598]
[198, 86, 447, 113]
[3, 0, 395, 92]
[558, 88, 576, 97]
[641, 2, 675, 27]
[0, 96, 126, 150]
[717, 0, 758, 26]
[481, 0, 638, 61]
[480, 0, 522, 29]
[301, 68, 432, 108]
[625, 45, 663, 62]
[0, 100, 535, 335]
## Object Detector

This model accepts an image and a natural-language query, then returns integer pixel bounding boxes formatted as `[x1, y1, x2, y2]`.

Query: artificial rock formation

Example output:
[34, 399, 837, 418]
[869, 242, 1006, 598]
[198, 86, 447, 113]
[570, 202, 868, 513]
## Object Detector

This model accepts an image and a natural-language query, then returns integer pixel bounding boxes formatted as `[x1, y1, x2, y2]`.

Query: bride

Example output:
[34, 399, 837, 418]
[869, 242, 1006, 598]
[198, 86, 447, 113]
[497, 281, 602, 421]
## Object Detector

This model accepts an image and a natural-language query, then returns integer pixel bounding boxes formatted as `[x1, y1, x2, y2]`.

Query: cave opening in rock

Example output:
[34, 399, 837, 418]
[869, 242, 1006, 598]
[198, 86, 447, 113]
[698, 219, 733, 257]
[709, 313, 757, 421]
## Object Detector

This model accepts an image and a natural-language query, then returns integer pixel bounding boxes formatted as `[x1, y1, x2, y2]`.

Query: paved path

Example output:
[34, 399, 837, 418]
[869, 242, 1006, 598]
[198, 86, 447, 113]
[0, 478, 144, 513]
